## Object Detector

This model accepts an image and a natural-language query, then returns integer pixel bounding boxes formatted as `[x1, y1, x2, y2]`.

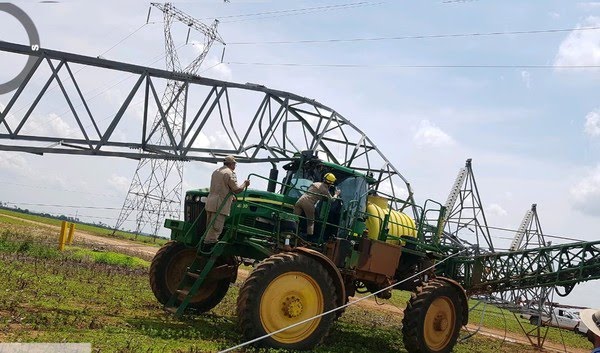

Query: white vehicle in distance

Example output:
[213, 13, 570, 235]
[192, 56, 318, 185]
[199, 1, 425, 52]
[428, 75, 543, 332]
[521, 308, 588, 334]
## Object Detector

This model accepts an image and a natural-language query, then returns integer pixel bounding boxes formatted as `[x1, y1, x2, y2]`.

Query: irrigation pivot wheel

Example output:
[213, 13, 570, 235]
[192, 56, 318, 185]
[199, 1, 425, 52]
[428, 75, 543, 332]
[402, 279, 463, 353]
[237, 252, 337, 350]
[149, 241, 234, 313]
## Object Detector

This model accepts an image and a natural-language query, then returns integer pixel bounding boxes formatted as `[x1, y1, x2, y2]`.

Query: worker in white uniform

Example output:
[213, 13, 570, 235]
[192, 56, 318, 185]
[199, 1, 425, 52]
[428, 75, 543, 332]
[204, 155, 250, 248]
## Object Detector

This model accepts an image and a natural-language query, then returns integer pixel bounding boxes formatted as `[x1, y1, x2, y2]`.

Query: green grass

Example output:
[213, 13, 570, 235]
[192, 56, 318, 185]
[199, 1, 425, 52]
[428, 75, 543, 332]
[0, 228, 586, 353]
[0, 209, 168, 246]
[467, 300, 589, 349]
[0, 222, 590, 353]
[70, 248, 150, 268]
[0, 230, 150, 268]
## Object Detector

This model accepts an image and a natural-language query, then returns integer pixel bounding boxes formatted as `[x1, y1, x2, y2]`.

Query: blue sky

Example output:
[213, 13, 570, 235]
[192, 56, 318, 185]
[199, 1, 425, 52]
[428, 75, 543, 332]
[1, 1, 600, 306]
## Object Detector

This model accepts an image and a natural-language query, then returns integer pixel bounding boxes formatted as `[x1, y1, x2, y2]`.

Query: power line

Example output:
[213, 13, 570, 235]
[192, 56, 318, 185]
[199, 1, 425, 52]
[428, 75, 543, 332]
[442, 0, 479, 3]
[210, 1, 372, 19]
[485, 224, 585, 243]
[0, 181, 121, 198]
[447, 220, 586, 243]
[226, 61, 600, 69]
[98, 23, 149, 58]
[2, 202, 122, 210]
[52, 212, 138, 222]
[228, 26, 600, 45]
[201, 2, 384, 23]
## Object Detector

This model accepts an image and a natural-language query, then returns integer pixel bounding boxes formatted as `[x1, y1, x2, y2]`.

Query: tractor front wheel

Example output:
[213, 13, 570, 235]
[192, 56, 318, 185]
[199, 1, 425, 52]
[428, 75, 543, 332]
[236, 252, 337, 350]
[149, 241, 234, 313]
[402, 279, 463, 353]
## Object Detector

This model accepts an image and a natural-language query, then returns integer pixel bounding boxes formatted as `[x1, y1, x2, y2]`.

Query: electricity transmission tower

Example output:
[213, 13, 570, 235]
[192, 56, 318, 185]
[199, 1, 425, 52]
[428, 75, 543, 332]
[113, 3, 225, 237]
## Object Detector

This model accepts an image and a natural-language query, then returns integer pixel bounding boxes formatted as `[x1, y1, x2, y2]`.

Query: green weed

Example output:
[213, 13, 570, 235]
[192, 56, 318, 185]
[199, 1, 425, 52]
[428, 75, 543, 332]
[70, 248, 149, 269]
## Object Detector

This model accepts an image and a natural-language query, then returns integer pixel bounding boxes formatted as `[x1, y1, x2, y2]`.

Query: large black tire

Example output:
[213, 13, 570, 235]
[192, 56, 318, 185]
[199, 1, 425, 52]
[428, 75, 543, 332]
[402, 279, 463, 353]
[236, 252, 337, 350]
[529, 316, 542, 326]
[150, 241, 233, 313]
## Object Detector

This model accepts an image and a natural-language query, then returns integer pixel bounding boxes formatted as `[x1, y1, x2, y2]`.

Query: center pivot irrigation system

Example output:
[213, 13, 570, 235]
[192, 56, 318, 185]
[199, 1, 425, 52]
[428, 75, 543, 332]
[1, 40, 600, 353]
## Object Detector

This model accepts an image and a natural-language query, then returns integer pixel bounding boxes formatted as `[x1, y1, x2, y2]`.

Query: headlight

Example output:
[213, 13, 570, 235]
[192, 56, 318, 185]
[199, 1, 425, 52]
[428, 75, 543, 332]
[194, 196, 201, 202]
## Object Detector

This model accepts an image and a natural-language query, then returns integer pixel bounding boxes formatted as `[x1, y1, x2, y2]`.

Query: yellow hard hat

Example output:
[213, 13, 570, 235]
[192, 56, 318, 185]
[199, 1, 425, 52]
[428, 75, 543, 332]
[324, 172, 336, 184]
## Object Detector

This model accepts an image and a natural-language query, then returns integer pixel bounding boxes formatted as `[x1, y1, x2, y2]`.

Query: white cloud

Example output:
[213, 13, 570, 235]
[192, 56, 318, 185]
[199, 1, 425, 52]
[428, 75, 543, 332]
[570, 165, 600, 216]
[413, 120, 455, 148]
[192, 130, 234, 150]
[554, 16, 600, 69]
[20, 113, 79, 138]
[488, 203, 508, 217]
[191, 40, 206, 55]
[584, 109, 600, 137]
[377, 182, 409, 201]
[200, 57, 232, 81]
[520, 70, 531, 88]
[0, 152, 30, 175]
[548, 12, 560, 19]
[107, 174, 130, 193]
[577, 2, 600, 10]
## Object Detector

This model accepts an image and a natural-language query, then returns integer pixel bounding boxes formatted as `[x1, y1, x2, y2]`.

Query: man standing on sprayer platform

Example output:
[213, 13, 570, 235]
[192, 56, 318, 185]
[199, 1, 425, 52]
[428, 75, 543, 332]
[293, 172, 340, 238]
[204, 155, 250, 248]
[580, 308, 600, 353]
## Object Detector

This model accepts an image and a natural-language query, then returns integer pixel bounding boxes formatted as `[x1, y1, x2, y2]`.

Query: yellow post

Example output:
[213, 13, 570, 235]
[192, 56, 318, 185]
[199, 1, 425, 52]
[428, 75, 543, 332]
[58, 221, 67, 251]
[67, 222, 75, 245]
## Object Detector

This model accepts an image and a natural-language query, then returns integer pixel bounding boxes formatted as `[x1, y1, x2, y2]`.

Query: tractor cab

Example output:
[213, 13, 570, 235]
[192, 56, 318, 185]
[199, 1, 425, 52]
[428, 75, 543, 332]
[280, 151, 376, 242]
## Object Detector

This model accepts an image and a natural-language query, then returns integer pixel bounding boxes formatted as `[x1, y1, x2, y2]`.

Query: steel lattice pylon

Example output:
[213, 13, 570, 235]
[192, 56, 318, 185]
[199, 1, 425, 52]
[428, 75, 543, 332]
[113, 3, 225, 237]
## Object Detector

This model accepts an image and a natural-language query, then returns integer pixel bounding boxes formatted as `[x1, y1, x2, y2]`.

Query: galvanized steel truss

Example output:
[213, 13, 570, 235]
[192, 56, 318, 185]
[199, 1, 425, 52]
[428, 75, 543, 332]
[438, 159, 494, 254]
[447, 240, 600, 295]
[0, 41, 414, 203]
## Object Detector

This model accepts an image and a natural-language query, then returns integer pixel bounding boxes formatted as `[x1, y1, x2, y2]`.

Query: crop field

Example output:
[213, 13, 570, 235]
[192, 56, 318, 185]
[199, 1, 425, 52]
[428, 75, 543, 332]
[0, 209, 167, 246]
[0, 213, 592, 353]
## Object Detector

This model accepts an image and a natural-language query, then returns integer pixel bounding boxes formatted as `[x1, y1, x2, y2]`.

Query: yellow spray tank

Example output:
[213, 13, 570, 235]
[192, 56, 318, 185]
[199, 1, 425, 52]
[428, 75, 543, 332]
[365, 194, 416, 244]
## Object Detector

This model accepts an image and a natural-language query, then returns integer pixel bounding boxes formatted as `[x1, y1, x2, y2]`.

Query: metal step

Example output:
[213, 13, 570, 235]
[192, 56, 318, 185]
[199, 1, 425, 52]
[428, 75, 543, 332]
[176, 289, 190, 297]
[165, 306, 178, 314]
[186, 271, 200, 279]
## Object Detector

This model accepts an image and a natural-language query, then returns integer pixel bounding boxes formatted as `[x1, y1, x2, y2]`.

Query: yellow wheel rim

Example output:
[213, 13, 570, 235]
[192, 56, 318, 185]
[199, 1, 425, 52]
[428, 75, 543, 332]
[259, 271, 324, 344]
[423, 296, 455, 351]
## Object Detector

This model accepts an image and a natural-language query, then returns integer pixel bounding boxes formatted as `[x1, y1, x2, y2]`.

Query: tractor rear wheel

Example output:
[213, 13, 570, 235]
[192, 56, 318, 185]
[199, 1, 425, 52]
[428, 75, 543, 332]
[402, 279, 463, 353]
[237, 252, 337, 350]
[149, 241, 234, 313]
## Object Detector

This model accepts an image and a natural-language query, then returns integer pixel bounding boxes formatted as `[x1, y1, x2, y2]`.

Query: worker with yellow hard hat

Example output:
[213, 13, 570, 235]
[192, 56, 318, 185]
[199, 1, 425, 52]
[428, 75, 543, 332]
[293, 172, 340, 238]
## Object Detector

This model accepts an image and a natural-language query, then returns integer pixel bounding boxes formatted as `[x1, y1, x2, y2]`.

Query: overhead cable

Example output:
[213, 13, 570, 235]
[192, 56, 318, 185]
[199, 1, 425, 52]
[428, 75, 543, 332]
[205, 2, 384, 23]
[228, 25, 600, 45]
[226, 61, 600, 69]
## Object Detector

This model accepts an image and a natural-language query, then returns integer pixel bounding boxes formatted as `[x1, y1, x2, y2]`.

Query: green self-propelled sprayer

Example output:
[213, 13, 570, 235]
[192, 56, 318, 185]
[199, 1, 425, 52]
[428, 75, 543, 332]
[150, 151, 600, 353]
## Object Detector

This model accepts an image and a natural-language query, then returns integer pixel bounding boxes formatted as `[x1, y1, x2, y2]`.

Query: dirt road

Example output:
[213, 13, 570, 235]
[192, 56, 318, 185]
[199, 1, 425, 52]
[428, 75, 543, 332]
[0, 213, 159, 259]
[0, 213, 589, 352]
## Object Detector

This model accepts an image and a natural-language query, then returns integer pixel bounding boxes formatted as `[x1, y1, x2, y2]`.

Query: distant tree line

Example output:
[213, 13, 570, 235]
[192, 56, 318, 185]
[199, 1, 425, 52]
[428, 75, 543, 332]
[0, 202, 149, 236]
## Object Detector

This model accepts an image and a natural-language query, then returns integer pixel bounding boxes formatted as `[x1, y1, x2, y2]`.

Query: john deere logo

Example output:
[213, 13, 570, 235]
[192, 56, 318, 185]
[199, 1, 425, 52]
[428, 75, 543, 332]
[0, 3, 40, 94]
